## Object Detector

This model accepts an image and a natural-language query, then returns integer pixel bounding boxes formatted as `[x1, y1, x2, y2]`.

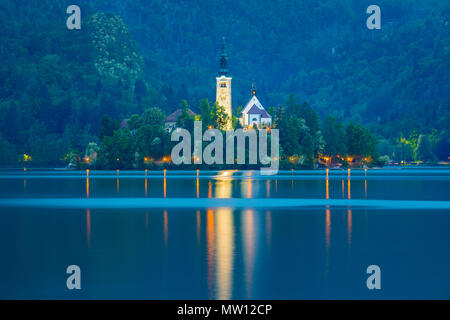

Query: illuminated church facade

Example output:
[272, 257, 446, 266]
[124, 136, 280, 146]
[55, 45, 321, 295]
[215, 42, 272, 129]
[216, 42, 233, 129]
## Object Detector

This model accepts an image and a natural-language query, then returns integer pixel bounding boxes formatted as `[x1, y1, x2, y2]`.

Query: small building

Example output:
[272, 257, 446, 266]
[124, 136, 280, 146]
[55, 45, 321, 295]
[165, 108, 196, 132]
[239, 85, 272, 128]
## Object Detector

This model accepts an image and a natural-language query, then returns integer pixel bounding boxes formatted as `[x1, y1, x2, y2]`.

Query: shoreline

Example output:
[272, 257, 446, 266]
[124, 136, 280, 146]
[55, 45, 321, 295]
[1, 165, 449, 172]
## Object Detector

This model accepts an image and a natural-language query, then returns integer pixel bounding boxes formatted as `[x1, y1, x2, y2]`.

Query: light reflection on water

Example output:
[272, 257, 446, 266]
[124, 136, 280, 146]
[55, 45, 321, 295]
[0, 168, 449, 299]
[206, 209, 214, 298]
[215, 207, 234, 300]
[242, 209, 255, 299]
[325, 206, 331, 276]
[86, 208, 91, 248]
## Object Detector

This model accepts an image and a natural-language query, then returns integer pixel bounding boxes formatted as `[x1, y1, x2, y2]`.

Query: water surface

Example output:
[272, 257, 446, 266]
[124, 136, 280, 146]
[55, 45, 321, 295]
[0, 168, 449, 299]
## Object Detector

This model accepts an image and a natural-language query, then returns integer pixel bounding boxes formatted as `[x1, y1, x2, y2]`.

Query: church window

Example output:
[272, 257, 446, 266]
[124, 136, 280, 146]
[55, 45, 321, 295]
[220, 82, 227, 88]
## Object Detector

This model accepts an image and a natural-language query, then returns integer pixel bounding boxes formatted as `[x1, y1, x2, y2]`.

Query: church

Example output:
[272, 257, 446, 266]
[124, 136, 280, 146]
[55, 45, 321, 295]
[215, 42, 272, 129]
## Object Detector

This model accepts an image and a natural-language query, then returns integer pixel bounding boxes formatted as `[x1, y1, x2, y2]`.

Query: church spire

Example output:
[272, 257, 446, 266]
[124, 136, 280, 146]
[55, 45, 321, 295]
[218, 37, 230, 77]
[251, 83, 256, 96]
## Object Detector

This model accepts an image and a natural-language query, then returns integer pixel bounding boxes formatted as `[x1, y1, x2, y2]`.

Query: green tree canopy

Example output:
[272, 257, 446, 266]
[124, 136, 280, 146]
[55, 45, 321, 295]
[322, 116, 346, 156]
[345, 122, 377, 158]
[414, 134, 436, 162]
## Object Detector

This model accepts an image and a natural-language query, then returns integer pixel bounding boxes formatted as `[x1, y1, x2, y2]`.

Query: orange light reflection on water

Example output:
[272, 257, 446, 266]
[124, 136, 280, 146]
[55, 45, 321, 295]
[365, 179, 367, 199]
[347, 177, 351, 200]
[325, 207, 331, 249]
[208, 180, 212, 198]
[163, 177, 167, 198]
[206, 209, 215, 299]
[242, 210, 255, 298]
[145, 177, 148, 197]
[196, 177, 199, 198]
[86, 208, 91, 248]
[325, 206, 331, 276]
[163, 210, 168, 247]
[215, 208, 234, 300]
[347, 209, 352, 246]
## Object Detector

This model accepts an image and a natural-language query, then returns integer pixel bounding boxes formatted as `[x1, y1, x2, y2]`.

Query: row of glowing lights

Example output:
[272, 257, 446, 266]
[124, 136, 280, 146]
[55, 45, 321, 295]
[23, 153, 450, 164]
[84, 156, 171, 163]
[82, 168, 365, 176]
[23, 167, 365, 176]
[22, 153, 360, 164]
[320, 155, 370, 162]
[21, 154, 172, 164]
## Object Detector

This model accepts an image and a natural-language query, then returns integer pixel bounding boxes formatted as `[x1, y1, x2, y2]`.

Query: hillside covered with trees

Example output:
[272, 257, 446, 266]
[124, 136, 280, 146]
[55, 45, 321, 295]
[0, 0, 449, 166]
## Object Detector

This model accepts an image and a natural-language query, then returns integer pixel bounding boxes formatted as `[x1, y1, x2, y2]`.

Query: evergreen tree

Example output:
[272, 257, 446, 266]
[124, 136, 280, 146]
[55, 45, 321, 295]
[176, 100, 195, 131]
[345, 122, 377, 158]
[199, 98, 213, 128]
[414, 134, 436, 162]
[322, 116, 346, 156]
[99, 115, 120, 140]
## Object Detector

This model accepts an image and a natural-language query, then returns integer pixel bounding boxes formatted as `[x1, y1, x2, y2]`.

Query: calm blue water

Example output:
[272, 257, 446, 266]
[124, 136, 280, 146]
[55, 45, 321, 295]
[0, 168, 449, 299]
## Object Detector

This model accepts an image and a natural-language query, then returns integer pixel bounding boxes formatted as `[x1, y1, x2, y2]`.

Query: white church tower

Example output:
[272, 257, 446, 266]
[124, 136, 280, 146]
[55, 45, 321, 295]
[216, 40, 232, 129]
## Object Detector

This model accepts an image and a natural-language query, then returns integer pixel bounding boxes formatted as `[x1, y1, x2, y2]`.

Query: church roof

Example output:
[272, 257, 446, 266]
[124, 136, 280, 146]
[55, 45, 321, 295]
[247, 104, 271, 118]
[165, 109, 196, 123]
[241, 95, 271, 118]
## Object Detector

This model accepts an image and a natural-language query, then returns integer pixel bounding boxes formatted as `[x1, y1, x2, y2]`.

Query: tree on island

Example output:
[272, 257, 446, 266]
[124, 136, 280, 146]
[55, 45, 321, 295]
[414, 134, 436, 163]
[176, 100, 195, 132]
[345, 122, 377, 160]
[99, 115, 120, 141]
[433, 131, 450, 161]
[211, 102, 229, 130]
[142, 107, 165, 127]
[322, 116, 346, 158]
[273, 95, 324, 168]
[199, 98, 214, 129]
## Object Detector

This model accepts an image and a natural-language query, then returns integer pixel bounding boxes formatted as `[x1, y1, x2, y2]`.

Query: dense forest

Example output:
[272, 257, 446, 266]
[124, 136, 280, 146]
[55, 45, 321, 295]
[0, 0, 449, 166]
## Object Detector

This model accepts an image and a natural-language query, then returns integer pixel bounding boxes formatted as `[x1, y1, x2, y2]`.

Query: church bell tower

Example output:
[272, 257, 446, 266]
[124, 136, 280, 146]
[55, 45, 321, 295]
[216, 39, 232, 129]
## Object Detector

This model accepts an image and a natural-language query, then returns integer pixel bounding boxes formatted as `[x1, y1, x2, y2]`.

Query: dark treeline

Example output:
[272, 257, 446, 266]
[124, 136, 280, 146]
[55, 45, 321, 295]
[73, 96, 379, 170]
[0, 1, 449, 166]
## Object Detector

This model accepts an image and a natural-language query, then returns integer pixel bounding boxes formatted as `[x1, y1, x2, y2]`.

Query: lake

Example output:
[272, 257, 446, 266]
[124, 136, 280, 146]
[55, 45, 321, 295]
[0, 168, 449, 299]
